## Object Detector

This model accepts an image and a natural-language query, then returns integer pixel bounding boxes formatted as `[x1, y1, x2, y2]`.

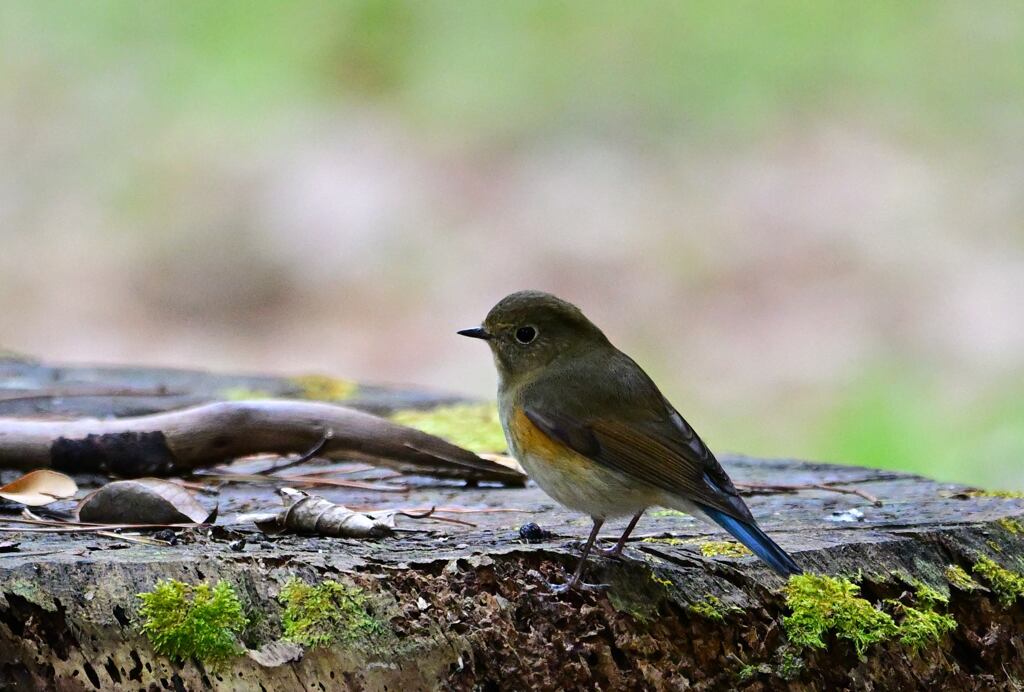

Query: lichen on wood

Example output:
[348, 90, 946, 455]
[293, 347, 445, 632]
[390, 403, 508, 454]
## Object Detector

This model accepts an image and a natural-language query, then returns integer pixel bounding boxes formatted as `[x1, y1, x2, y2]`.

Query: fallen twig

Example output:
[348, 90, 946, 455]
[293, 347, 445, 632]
[0, 400, 527, 485]
[735, 481, 882, 506]
[279, 463, 378, 476]
[94, 530, 171, 546]
[0, 523, 198, 533]
[6, 509, 205, 534]
[194, 472, 408, 492]
[393, 508, 476, 528]
[0, 548, 89, 558]
[348, 505, 538, 515]
[267, 429, 334, 474]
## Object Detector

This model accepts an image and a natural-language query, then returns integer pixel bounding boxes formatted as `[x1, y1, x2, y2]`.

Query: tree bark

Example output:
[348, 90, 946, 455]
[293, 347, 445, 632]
[0, 357, 1022, 691]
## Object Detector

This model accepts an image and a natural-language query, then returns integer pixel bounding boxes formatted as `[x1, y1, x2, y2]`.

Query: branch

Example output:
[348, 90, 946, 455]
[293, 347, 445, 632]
[0, 400, 526, 485]
[735, 481, 882, 506]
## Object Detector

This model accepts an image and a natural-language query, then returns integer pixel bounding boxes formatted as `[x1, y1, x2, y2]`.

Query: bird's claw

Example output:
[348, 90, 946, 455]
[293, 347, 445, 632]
[543, 578, 610, 596]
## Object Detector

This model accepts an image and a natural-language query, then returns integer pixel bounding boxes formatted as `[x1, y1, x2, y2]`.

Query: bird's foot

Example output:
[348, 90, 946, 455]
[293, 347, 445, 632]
[596, 544, 626, 559]
[544, 581, 610, 596]
[543, 574, 610, 596]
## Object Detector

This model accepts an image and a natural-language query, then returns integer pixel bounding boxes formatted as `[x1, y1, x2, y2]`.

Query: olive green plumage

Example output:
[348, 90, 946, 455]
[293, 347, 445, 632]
[460, 290, 800, 588]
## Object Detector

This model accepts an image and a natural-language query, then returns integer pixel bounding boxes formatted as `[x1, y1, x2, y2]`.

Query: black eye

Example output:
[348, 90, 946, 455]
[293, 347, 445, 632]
[514, 326, 537, 344]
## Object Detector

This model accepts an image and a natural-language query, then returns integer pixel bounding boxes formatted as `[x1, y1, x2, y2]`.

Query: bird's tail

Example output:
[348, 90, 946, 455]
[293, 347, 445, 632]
[698, 505, 802, 577]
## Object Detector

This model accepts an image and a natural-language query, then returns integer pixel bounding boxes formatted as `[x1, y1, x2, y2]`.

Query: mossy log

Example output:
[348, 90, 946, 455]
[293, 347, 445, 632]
[1, 356, 1023, 691]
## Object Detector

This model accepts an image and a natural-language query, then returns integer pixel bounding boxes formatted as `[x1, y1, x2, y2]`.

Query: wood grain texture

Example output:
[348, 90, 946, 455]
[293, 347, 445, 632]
[0, 357, 1022, 690]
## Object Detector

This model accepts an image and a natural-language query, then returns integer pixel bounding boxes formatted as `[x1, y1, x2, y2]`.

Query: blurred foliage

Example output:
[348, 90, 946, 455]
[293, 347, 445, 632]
[4, 1, 1023, 141]
[814, 368, 1024, 483]
[1, 1, 1021, 488]
[717, 365, 1024, 487]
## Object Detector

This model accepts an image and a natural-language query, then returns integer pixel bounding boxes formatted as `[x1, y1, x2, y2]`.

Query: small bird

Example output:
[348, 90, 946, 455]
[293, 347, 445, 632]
[459, 290, 801, 591]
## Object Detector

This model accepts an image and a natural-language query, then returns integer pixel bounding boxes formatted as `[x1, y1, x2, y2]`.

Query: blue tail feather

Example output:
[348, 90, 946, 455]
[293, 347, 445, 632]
[699, 505, 802, 577]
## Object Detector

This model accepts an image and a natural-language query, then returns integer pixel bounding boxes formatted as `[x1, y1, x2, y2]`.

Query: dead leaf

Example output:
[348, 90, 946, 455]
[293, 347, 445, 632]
[253, 488, 395, 538]
[246, 640, 304, 667]
[77, 479, 216, 524]
[479, 453, 525, 475]
[0, 470, 78, 506]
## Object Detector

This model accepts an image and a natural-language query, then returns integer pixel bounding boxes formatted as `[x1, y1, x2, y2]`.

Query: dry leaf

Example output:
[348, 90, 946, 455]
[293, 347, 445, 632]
[479, 453, 525, 475]
[77, 479, 216, 524]
[0, 470, 78, 506]
[253, 488, 394, 538]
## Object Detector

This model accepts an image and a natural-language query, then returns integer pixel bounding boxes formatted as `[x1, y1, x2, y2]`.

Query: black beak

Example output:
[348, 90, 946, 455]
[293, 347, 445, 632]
[457, 326, 491, 340]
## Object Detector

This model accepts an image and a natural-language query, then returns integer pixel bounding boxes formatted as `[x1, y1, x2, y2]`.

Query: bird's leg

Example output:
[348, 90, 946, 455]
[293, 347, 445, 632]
[598, 510, 644, 558]
[549, 517, 604, 594]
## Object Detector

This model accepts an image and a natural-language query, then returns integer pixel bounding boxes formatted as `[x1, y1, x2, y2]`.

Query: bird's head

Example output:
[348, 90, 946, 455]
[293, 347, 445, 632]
[458, 290, 609, 385]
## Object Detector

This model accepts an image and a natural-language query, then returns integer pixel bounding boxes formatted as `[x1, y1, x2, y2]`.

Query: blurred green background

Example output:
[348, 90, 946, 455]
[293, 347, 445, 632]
[2, 2, 1022, 488]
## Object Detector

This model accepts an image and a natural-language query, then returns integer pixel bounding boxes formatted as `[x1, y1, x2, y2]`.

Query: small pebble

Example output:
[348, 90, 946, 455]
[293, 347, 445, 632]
[153, 529, 178, 546]
[519, 522, 553, 543]
[229, 539, 246, 552]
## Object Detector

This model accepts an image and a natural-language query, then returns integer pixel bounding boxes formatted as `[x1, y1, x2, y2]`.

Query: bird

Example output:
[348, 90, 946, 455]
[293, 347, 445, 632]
[459, 290, 801, 592]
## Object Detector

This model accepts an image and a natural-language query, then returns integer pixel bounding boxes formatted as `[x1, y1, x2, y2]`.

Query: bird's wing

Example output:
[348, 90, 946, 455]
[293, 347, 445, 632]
[522, 356, 754, 523]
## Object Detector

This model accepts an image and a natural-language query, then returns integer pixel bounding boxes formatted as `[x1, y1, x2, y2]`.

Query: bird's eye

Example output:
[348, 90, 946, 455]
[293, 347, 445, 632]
[514, 326, 537, 344]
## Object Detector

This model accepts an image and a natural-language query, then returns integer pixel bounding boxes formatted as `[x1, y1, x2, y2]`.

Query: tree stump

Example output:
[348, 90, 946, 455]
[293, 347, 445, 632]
[0, 355, 1022, 690]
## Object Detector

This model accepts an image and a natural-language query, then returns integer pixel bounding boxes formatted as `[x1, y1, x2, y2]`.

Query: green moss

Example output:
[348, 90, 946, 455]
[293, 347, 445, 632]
[390, 403, 507, 453]
[700, 541, 752, 558]
[784, 574, 959, 656]
[944, 565, 980, 591]
[889, 602, 956, 651]
[783, 574, 895, 656]
[776, 650, 805, 680]
[911, 581, 948, 607]
[972, 556, 1024, 607]
[279, 578, 384, 649]
[220, 386, 274, 400]
[690, 595, 739, 622]
[651, 574, 673, 588]
[997, 517, 1024, 535]
[737, 663, 761, 682]
[138, 580, 248, 666]
[641, 536, 753, 556]
[6, 578, 50, 608]
[965, 489, 1024, 499]
[290, 374, 359, 401]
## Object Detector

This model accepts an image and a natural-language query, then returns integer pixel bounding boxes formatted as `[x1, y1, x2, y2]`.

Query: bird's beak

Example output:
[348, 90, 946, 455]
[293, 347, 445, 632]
[457, 326, 492, 340]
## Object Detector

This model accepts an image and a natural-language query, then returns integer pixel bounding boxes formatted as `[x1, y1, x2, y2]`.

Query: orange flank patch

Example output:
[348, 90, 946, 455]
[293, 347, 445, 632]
[510, 407, 584, 468]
